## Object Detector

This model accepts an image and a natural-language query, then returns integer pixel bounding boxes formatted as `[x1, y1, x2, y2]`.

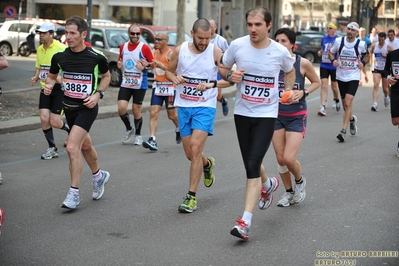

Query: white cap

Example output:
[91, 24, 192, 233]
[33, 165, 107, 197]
[36, 22, 55, 33]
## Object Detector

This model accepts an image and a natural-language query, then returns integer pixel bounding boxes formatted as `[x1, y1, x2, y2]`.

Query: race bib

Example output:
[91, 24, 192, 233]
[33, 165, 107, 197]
[374, 53, 385, 70]
[241, 74, 274, 104]
[62, 72, 93, 99]
[393, 62, 399, 79]
[121, 71, 142, 89]
[39, 65, 50, 82]
[154, 81, 174, 96]
[180, 76, 206, 102]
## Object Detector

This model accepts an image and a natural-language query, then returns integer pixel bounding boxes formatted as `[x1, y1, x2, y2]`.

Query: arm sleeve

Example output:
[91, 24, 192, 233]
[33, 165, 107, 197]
[384, 52, 392, 76]
[221, 43, 235, 68]
[141, 45, 154, 62]
[99, 55, 110, 74]
[118, 44, 124, 61]
[49, 54, 60, 75]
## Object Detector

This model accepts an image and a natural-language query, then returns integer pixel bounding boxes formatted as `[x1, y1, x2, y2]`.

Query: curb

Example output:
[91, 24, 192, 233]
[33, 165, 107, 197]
[0, 86, 237, 134]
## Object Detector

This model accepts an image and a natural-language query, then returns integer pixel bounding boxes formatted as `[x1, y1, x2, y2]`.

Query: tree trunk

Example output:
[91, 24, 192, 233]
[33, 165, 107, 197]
[176, 0, 186, 47]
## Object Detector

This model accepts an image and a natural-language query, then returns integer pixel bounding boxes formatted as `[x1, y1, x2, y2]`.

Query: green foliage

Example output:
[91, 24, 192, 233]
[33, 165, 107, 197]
[37, 4, 65, 20]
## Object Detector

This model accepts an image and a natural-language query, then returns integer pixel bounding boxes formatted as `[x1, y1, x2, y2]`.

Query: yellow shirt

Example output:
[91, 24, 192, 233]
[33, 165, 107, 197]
[35, 40, 66, 89]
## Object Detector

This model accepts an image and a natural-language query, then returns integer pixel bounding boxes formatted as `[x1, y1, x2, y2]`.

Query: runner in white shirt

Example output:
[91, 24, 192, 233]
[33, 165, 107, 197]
[329, 22, 369, 142]
[219, 7, 295, 241]
[166, 18, 231, 214]
[386, 29, 399, 51]
[370, 32, 394, 111]
[209, 19, 230, 116]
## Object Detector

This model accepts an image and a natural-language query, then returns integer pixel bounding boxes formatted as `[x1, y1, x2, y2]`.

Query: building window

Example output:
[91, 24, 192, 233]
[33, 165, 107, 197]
[111, 6, 153, 24]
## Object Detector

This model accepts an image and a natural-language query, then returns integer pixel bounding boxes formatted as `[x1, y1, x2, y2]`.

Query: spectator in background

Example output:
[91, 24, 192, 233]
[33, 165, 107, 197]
[369, 27, 379, 70]
[223, 25, 233, 43]
[358, 27, 371, 85]
[317, 22, 340, 116]
[386, 29, 399, 51]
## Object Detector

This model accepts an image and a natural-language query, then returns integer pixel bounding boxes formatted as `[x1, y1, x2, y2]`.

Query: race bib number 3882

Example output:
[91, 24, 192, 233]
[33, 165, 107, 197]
[62, 72, 93, 99]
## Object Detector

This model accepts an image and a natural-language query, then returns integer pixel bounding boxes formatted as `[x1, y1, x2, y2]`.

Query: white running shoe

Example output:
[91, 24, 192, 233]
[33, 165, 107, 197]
[349, 115, 357, 135]
[41, 147, 58, 160]
[230, 217, 250, 241]
[134, 135, 143, 146]
[61, 190, 80, 210]
[293, 177, 306, 203]
[277, 192, 294, 207]
[258, 177, 279, 210]
[122, 128, 135, 144]
[92, 170, 110, 200]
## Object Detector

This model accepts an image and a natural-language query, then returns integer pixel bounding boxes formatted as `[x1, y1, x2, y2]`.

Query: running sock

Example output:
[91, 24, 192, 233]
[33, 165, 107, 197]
[69, 187, 79, 194]
[120, 113, 132, 131]
[286, 188, 294, 194]
[242, 211, 252, 228]
[134, 117, 143, 135]
[295, 176, 304, 184]
[150, 136, 156, 141]
[43, 128, 56, 148]
[92, 169, 102, 179]
[62, 121, 70, 133]
[334, 99, 340, 103]
[188, 191, 196, 197]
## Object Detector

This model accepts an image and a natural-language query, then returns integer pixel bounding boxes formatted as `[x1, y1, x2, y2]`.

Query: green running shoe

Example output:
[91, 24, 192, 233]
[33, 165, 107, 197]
[203, 157, 215, 187]
[178, 194, 197, 213]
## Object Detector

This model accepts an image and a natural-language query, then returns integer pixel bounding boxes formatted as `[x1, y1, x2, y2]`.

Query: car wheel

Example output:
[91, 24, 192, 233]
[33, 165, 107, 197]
[304, 52, 315, 63]
[18, 43, 31, 57]
[0, 42, 12, 56]
[109, 63, 121, 87]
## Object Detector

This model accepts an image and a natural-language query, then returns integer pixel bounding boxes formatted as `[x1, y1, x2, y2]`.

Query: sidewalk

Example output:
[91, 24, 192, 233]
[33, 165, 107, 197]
[0, 86, 237, 134]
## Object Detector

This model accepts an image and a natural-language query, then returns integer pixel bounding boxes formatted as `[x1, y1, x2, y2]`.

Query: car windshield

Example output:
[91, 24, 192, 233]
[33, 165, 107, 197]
[154, 31, 191, 46]
[104, 29, 129, 48]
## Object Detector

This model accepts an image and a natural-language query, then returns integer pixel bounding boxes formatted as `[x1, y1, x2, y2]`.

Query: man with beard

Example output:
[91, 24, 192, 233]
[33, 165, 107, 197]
[329, 22, 369, 142]
[166, 18, 230, 213]
[117, 24, 154, 145]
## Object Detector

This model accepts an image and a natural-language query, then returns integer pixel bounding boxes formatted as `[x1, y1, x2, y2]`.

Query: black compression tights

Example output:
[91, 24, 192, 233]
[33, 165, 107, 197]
[234, 115, 276, 179]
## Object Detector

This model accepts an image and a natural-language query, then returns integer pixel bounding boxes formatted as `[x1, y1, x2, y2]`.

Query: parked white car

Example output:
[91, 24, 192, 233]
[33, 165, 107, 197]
[0, 20, 45, 56]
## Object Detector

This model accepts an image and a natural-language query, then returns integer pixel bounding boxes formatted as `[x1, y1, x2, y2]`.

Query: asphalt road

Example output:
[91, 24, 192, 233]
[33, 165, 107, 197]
[0, 55, 37, 92]
[0, 85, 398, 265]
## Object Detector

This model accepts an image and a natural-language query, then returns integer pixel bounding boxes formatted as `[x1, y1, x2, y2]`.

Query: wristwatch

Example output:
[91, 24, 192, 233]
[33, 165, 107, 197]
[226, 70, 235, 85]
[97, 90, 105, 99]
[303, 89, 309, 98]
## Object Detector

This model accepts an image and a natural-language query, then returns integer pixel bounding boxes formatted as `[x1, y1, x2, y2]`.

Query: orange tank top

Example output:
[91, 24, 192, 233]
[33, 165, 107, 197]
[154, 48, 172, 82]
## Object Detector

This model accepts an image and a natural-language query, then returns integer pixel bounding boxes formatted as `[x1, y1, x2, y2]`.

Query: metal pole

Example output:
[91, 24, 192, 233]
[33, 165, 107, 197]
[17, 0, 23, 56]
[218, 0, 222, 35]
[86, 0, 92, 43]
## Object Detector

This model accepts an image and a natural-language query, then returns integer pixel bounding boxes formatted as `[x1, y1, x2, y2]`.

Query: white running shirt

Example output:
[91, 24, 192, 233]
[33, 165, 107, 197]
[222, 35, 294, 118]
[330, 37, 368, 82]
[175, 41, 218, 108]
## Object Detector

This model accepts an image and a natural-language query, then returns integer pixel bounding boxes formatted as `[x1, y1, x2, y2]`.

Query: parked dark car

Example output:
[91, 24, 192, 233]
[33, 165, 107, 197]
[293, 34, 322, 63]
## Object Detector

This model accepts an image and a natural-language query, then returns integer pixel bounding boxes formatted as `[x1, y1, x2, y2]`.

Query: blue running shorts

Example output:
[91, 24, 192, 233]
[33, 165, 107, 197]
[178, 107, 216, 137]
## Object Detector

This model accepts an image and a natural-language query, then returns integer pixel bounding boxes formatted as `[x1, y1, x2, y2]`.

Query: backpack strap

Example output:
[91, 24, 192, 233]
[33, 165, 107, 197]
[338, 38, 361, 59]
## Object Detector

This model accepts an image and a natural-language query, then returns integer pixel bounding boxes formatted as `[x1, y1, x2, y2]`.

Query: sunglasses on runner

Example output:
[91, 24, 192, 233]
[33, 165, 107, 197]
[129, 32, 141, 36]
[155, 38, 166, 41]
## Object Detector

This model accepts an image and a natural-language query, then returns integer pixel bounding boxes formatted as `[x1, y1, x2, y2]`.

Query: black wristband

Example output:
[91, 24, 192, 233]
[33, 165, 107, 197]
[361, 60, 366, 65]
[330, 59, 335, 63]
[210, 80, 217, 88]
